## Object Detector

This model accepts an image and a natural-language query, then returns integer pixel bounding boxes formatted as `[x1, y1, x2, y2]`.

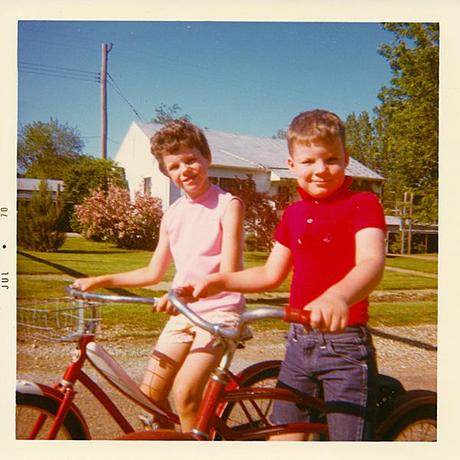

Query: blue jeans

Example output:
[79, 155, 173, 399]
[271, 324, 378, 441]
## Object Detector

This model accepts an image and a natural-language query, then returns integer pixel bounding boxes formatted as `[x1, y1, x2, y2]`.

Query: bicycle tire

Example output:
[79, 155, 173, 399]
[16, 392, 88, 440]
[219, 366, 326, 440]
[378, 391, 437, 441]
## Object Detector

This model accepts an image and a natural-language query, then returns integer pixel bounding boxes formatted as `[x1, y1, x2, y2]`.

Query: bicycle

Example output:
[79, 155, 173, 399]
[16, 287, 436, 441]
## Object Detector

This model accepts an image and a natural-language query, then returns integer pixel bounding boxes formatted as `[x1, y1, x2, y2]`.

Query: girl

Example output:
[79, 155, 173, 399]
[72, 120, 245, 432]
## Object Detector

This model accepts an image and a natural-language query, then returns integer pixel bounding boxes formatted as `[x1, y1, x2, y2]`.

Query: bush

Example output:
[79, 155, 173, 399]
[75, 186, 163, 250]
[18, 180, 66, 252]
[227, 176, 281, 251]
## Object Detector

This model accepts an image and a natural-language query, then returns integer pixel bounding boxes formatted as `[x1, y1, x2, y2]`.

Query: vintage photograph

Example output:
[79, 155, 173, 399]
[3, 1, 458, 458]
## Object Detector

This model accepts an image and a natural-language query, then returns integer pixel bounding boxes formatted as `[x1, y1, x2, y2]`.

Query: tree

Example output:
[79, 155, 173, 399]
[18, 180, 66, 252]
[374, 23, 439, 222]
[62, 155, 128, 232]
[223, 176, 280, 251]
[63, 156, 127, 205]
[151, 103, 191, 124]
[272, 129, 287, 139]
[345, 111, 381, 173]
[18, 118, 84, 179]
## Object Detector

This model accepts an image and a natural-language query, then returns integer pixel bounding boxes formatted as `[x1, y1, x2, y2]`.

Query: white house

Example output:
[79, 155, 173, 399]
[114, 121, 384, 209]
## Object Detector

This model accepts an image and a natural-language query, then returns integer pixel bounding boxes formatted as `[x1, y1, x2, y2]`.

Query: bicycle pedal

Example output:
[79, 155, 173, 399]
[138, 412, 160, 431]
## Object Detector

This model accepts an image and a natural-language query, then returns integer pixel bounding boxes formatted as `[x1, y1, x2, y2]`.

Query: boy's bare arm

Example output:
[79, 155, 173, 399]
[306, 227, 385, 331]
[192, 242, 292, 298]
[220, 198, 245, 273]
[73, 218, 172, 291]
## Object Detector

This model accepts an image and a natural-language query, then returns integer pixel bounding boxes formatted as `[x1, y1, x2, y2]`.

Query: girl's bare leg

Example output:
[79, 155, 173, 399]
[140, 341, 191, 428]
[171, 333, 225, 433]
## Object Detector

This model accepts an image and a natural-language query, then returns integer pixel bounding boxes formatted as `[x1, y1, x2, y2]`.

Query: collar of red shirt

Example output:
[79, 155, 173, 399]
[296, 176, 353, 203]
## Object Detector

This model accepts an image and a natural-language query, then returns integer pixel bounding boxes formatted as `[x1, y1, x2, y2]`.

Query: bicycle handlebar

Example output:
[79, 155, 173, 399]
[65, 286, 311, 342]
[65, 286, 160, 305]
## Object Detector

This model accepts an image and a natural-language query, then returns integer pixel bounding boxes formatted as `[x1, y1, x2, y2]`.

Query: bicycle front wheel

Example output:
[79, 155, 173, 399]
[16, 392, 88, 440]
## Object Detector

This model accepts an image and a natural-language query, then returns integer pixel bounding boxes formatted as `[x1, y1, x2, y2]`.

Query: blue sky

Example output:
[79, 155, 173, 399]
[18, 21, 395, 160]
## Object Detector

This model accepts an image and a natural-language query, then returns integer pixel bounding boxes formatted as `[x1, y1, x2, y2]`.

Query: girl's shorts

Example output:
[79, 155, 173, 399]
[156, 310, 242, 345]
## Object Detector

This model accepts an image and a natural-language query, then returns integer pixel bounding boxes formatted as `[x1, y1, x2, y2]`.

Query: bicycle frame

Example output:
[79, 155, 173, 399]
[18, 332, 179, 439]
[17, 287, 327, 441]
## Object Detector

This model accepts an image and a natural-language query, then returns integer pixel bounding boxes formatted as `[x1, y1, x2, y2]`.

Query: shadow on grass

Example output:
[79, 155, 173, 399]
[17, 250, 139, 297]
[246, 297, 288, 307]
[56, 250, 132, 255]
[369, 326, 437, 351]
[249, 296, 437, 352]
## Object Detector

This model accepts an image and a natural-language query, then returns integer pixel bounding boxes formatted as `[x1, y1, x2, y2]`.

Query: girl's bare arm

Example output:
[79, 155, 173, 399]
[73, 218, 172, 291]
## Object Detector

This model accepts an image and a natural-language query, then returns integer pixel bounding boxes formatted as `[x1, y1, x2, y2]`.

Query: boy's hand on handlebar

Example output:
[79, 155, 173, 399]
[304, 291, 349, 332]
[190, 274, 224, 299]
[154, 293, 179, 315]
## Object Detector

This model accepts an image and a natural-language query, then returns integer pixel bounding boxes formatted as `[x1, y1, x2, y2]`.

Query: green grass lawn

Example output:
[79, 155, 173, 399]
[17, 236, 438, 330]
[385, 255, 438, 274]
[369, 301, 437, 327]
[377, 271, 437, 290]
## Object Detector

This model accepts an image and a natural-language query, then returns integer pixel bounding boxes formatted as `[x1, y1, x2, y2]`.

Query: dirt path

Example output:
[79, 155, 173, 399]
[17, 324, 436, 440]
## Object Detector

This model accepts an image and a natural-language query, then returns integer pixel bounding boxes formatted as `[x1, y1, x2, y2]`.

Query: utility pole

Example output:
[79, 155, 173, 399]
[407, 192, 414, 255]
[401, 192, 407, 255]
[100, 43, 113, 160]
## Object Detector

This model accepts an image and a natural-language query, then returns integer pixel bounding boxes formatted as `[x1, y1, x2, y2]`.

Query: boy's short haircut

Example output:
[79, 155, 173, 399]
[286, 109, 346, 156]
[150, 120, 212, 175]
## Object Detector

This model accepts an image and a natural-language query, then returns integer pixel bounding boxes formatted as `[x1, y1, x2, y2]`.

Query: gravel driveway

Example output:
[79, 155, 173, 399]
[16, 324, 437, 440]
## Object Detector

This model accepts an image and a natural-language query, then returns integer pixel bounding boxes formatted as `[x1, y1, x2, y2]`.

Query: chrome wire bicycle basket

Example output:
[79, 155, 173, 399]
[17, 297, 102, 342]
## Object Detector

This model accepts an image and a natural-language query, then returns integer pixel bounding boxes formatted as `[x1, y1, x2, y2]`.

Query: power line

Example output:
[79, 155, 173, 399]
[107, 72, 144, 121]
[18, 68, 99, 84]
[19, 61, 99, 77]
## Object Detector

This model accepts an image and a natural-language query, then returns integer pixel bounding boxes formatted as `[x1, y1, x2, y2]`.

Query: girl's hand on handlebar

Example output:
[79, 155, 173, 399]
[71, 277, 99, 292]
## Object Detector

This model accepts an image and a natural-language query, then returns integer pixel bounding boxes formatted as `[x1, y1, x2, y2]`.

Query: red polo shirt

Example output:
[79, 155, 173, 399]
[274, 177, 386, 325]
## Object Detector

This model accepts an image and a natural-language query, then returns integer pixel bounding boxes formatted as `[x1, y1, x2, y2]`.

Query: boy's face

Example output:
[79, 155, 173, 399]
[163, 146, 211, 199]
[288, 138, 349, 199]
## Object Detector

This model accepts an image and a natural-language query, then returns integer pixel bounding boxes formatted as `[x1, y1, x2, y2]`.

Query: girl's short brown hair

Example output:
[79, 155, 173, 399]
[286, 109, 346, 156]
[150, 120, 212, 175]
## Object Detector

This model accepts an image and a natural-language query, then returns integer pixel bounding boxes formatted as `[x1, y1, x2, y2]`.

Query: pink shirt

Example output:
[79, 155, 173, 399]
[164, 184, 245, 314]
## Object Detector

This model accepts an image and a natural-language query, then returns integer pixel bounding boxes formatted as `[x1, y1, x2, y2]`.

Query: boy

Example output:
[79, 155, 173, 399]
[190, 109, 386, 440]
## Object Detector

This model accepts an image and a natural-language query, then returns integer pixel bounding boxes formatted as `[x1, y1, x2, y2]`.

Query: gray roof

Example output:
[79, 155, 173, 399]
[136, 122, 384, 181]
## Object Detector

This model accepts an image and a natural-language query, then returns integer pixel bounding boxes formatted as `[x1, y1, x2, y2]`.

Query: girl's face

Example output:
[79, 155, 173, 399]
[163, 147, 211, 199]
[288, 138, 349, 199]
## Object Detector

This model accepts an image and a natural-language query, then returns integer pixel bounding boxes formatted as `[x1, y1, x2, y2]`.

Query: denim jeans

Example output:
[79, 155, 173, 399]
[271, 324, 378, 441]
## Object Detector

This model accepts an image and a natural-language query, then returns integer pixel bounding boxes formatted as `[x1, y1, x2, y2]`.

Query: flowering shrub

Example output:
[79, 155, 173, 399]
[75, 186, 162, 250]
[225, 176, 283, 251]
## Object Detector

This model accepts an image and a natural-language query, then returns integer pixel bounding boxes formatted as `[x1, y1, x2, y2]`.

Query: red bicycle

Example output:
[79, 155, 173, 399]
[16, 287, 436, 441]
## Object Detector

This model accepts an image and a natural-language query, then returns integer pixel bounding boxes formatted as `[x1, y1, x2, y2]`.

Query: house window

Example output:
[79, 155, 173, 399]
[143, 177, 151, 196]
[210, 177, 244, 195]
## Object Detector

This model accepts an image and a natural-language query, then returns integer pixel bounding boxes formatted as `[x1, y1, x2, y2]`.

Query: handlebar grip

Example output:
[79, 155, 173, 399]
[284, 307, 311, 326]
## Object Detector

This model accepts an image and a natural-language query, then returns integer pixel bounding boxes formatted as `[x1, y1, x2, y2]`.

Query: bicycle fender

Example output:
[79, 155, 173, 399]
[16, 379, 91, 439]
[115, 430, 199, 441]
[227, 359, 282, 391]
[375, 389, 437, 439]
